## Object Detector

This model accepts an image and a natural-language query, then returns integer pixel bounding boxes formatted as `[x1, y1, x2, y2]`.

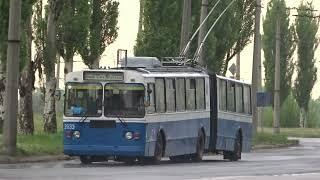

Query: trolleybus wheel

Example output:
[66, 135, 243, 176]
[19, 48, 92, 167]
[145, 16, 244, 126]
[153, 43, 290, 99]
[80, 156, 92, 164]
[223, 132, 242, 161]
[191, 130, 205, 162]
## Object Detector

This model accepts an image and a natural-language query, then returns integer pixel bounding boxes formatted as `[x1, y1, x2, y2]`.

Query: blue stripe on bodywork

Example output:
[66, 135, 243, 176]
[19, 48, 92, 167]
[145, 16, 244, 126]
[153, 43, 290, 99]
[145, 118, 210, 157]
[63, 122, 146, 156]
[215, 118, 252, 152]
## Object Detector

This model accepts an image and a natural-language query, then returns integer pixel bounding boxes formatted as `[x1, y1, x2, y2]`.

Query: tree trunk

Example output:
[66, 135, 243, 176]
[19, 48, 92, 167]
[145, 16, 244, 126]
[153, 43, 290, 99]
[64, 56, 73, 80]
[18, 15, 34, 135]
[43, 2, 58, 133]
[138, 0, 144, 35]
[43, 75, 57, 133]
[299, 107, 306, 128]
[92, 56, 100, 69]
[0, 62, 5, 133]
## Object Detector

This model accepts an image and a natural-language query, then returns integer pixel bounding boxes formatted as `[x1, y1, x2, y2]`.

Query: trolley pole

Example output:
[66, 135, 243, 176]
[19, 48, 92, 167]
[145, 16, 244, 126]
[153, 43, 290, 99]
[3, 0, 22, 155]
[273, 15, 281, 134]
[251, 0, 262, 135]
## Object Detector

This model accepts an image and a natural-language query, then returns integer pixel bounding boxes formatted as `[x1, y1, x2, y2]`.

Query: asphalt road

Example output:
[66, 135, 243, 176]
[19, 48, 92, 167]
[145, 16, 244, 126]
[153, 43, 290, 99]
[0, 138, 320, 180]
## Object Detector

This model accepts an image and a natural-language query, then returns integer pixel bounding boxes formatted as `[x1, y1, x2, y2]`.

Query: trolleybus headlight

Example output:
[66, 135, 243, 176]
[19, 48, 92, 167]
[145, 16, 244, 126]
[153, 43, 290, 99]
[125, 132, 133, 140]
[73, 131, 81, 138]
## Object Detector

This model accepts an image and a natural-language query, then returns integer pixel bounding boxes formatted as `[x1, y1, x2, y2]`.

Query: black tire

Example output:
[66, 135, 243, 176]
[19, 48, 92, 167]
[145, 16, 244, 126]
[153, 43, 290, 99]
[169, 155, 189, 163]
[191, 130, 205, 162]
[151, 132, 164, 164]
[223, 133, 242, 161]
[80, 156, 92, 164]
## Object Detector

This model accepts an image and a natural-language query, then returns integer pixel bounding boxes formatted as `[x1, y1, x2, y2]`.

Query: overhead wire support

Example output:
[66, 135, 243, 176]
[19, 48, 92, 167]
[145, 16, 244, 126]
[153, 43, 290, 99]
[193, 0, 237, 62]
[179, 0, 222, 57]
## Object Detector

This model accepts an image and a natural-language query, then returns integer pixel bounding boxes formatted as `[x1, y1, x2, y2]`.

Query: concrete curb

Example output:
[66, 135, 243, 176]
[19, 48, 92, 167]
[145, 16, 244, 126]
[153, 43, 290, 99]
[0, 155, 75, 164]
[252, 139, 299, 150]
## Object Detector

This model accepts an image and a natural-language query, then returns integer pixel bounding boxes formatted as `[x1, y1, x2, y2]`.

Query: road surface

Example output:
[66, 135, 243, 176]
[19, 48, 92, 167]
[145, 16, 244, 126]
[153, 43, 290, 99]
[0, 138, 320, 180]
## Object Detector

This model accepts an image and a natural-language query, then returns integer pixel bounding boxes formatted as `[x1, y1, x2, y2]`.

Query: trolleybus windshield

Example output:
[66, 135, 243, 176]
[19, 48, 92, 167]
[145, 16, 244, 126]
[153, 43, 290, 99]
[64, 83, 103, 117]
[104, 83, 145, 118]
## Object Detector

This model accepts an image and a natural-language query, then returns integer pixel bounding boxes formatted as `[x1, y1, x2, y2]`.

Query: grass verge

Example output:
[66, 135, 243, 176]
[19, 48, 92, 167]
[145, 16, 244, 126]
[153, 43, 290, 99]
[261, 128, 320, 138]
[253, 132, 298, 148]
[0, 133, 63, 156]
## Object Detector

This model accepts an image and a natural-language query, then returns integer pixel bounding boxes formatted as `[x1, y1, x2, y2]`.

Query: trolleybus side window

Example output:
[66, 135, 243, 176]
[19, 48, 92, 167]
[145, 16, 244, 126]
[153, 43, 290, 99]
[176, 78, 186, 111]
[166, 78, 176, 112]
[243, 85, 252, 114]
[186, 78, 196, 110]
[155, 78, 166, 113]
[196, 78, 205, 110]
[64, 83, 103, 117]
[104, 83, 145, 118]
[147, 83, 156, 113]
[227, 81, 236, 112]
[235, 83, 244, 113]
[219, 79, 227, 111]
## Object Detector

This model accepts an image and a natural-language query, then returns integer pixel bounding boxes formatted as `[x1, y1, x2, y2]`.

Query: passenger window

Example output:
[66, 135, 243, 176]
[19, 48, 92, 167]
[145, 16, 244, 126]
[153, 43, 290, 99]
[227, 81, 236, 112]
[155, 78, 165, 113]
[235, 84, 244, 113]
[166, 78, 176, 112]
[186, 78, 196, 110]
[176, 78, 186, 111]
[196, 78, 205, 110]
[219, 79, 227, 111]
[243, 85, 252, 114]
[147, 83, 156, 114]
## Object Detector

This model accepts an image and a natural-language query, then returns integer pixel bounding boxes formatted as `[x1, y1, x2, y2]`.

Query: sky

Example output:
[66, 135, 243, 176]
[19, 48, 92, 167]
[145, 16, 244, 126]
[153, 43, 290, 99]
[57, 0, 320, 99]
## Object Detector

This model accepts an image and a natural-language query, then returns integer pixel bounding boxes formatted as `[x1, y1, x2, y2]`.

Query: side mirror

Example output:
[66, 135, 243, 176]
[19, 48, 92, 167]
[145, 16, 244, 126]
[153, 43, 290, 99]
[147, 88, 152, 94]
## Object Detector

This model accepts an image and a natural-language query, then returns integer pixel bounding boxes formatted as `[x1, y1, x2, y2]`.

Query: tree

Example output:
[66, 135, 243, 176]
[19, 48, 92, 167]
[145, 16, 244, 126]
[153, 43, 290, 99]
[79, 0, 119, 69]
[43, 0, 63, 133]
[0, 0, 9, 132]
[18, 0, 36, 135]
[134, 0, 183, 57]
[134, 0, 255, 75]
[262, 0, 295, 107]
[294, 2, 318, 128]
[56, 0, 91, 79]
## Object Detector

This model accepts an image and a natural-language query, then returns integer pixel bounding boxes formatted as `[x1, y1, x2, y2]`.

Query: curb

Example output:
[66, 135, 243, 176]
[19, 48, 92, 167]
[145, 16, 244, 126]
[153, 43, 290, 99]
[252, 139, 299, 150]
[0, 155, 75, 164]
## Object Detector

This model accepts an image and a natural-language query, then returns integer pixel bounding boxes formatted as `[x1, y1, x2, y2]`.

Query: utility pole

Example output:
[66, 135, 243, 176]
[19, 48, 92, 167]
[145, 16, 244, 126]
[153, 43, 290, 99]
[3, 0, 22, 155]
[257, 33, 263, 132]
[236, 52, 240, 80]
[179, 0, 192, 55]
[273, 15, 281, 134]
[251, 0, 261, 135]
[198, 0, 208, 66]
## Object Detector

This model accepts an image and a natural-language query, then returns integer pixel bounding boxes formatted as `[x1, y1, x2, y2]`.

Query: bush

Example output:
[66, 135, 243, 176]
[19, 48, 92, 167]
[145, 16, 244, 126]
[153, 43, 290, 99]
[262, 94, 320, 128]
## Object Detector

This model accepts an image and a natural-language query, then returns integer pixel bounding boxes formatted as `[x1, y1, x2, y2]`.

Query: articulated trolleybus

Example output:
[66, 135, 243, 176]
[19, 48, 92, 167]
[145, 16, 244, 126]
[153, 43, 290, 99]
[63, 57, 252, 164]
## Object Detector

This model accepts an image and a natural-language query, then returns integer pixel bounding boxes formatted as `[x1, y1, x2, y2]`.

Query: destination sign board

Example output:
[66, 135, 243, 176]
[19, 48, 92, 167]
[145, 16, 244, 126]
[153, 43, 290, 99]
[83, 71, 124, 82]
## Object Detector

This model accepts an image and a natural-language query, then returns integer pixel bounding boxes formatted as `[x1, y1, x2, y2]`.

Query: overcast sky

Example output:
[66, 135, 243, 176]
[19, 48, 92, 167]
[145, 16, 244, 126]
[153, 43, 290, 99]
[61, 0, 320, 99]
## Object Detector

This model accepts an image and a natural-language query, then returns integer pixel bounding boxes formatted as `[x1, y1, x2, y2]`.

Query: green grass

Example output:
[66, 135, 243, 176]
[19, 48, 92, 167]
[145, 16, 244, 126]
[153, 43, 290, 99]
[0, 114, 64, 156]
[253, 132, 293, 146]
[261, 128, 320, 138]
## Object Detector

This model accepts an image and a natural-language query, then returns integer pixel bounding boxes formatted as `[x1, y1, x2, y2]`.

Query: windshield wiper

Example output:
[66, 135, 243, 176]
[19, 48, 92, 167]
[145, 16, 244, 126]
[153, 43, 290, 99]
[79, 112, 88, 124]
[115, 113, 128, 128]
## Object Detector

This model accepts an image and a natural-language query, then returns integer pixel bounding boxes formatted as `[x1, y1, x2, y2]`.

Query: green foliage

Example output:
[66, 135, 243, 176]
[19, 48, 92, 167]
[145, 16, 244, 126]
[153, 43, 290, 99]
[294, 2, 318, 112]
[56, 0, 91, 63]
[134, 0, 255, 74]
[262, 0, 295, 106]
[79, 0, 119, 68]
[206, 0, 255, 74]
[262, 94, 320, 128]
[0, 0, 35, 70]
[134, 0, 183, 57]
